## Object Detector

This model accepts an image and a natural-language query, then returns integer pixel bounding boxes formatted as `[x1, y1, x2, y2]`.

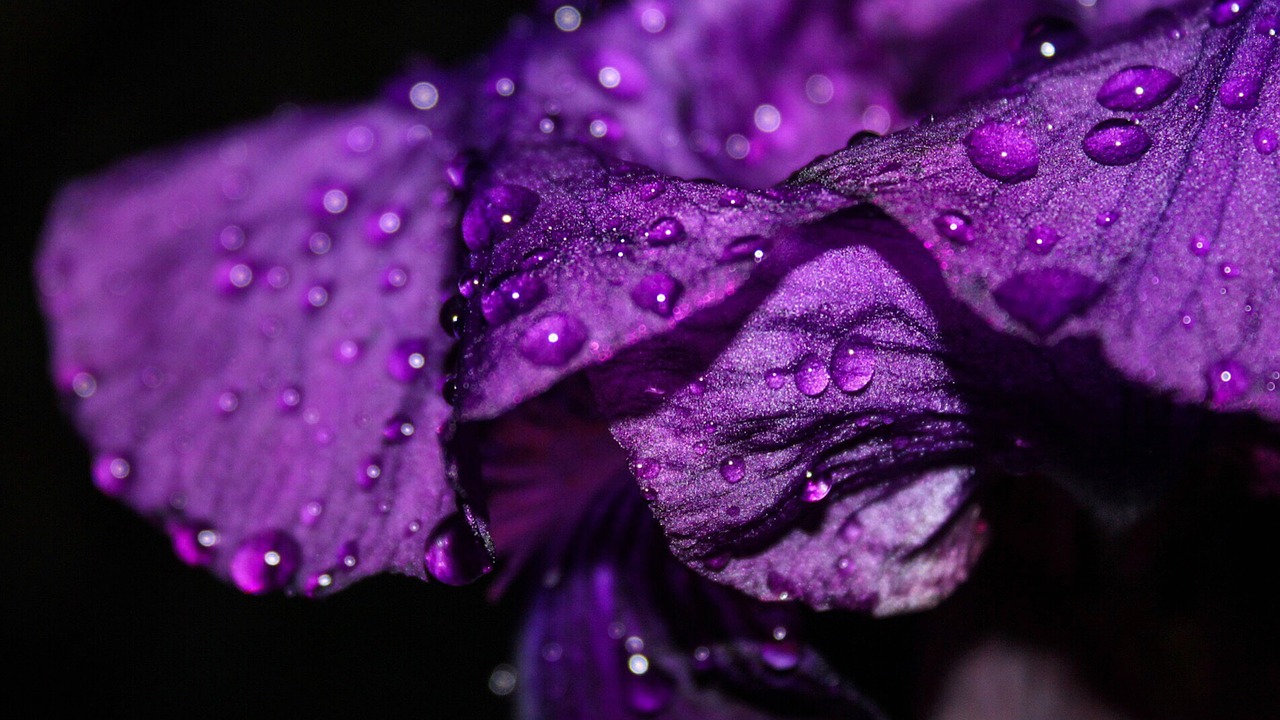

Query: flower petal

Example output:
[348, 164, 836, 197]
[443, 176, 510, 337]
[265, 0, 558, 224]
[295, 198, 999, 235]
[516, 483, 886, 719]
[604, 217, 986, 614]
[37, 98, 477, 594]
[798, 3, 1280, 420]
[455, 140, 846, 419]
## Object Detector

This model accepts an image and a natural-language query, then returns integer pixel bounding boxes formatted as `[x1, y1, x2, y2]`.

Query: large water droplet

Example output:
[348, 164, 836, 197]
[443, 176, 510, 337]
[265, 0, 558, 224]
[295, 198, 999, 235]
[719, 456, 746, 484]
[642, 216, 685, 245]
[964, 121, 1040, 182]
[91, 453, 132, 496]
[1096, 65, 1181, 111]
[794, 354, 830, 396]
[830, 339, 875, 393]
[933, 211, 975, 244]
[518, 313, 588, 366]
[630, 273, 683, 317]
[1082, 119, 1151, 166]
[386, 338, 429, 383]
[992, 268, 1103, 336]
[461, 184, 540, 251]
[423, 513, 494, 585]
[1219, 75, 1262, 110]
[481, 272, 548, 324]
[1207, 360, 1249, 405]
[801, 473, 832, 502]
[230, 530, 301, 594]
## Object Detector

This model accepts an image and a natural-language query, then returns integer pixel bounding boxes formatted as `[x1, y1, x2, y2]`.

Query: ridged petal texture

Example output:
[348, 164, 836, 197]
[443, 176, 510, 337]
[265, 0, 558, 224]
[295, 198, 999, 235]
[37, 98, 470, 595]
[798, 1, 1280, 421]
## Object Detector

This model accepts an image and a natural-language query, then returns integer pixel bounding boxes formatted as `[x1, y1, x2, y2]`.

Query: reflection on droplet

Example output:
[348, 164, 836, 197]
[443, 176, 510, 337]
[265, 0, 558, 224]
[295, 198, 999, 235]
[410, 81, 439, 110]
[554, 5, 582, 31]
[230, 530, 301, 594]
[423, 513, 494, 585]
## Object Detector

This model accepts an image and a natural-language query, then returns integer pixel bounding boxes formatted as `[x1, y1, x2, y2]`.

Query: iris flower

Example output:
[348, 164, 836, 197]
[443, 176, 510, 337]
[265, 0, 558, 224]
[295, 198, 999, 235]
[36, 0, 1280, 716]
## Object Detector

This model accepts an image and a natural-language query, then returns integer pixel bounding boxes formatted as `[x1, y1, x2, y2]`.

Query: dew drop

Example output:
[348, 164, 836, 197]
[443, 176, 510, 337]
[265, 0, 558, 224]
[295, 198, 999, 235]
[382, 414, 416, 444]
[630, 273, 683, 317]
[357, 456, 383, 490]
[1220, 262, 1242, 279]
[1096, 65, 1181, 111]
[992, 268, 1103, 335]
[1096, 211, 1118, 227]
[1082, 118, 1151, 166]
[830, 339, 875, 393]
[1190, 234, 1212, 256]
[1253, 127, 1278, 155]
[230, 530, 301, 594]
[964, 121, 1040, 182]
[461, 184, 540, 251]
[630, 458, 661, 481]
[386, 338, 429, 383]
[718, 189, 749, 208]
[216, 260, 254, 294]
[719, 456, 746, 484]
[1219, 75, 1262, 110]
[1025, 225, 1059, 255]
[277, 386, 302, 412]
[794, 354, 830, 396]
[518, 313, 588, 366]
[642, 216, 685, 245]
[1209, 1, 1253, 26]
[933, 211, 975, 244]
[91, 453, 132, 496]
[481, 272, 548, 324]
[423, 513, 494, 585]
[1207, 359, 1249, 405]
[720, 234, 769, 263]
[217, 390, 240, 415]
[169, 519, 219, 567]
[765, 368, 788, 389]
[801, 473, 832, 502]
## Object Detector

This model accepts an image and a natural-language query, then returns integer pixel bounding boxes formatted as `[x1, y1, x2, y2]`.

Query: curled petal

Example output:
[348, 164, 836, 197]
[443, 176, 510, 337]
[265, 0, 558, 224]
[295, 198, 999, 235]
[37, 99, 472, 594]
[798, 3, 1280, 420]
[604, 218, 985, 614]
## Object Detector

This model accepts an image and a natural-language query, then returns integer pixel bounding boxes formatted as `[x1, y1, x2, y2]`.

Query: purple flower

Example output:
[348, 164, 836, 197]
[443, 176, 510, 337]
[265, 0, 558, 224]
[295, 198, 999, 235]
[34, 0, 1280, 716]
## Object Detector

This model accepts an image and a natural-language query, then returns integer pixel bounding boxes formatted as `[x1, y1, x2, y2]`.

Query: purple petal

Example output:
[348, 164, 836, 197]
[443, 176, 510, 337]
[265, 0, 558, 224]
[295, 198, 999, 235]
[798, 3, 1280, 421]
[454, 140, 846, 419]
[37, 97, 477, 594]
[604, 218, 986, 614]
[517, 484, 886, 719]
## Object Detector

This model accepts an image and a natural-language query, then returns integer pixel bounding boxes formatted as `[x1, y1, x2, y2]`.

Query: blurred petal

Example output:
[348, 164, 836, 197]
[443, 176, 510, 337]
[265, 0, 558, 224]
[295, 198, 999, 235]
[37, 97, 474, 594]
[604, 216, 985, 615]
[798, 3, 1280, 420]
[517, 483, 886, 719]
[455, 139, 846, 419]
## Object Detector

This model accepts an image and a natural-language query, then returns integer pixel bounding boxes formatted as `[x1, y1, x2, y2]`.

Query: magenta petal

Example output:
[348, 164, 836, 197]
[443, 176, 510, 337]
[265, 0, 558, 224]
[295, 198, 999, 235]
[455, 140, 846, 419]
[605, 219, 985, 615]
[517, 486, 886, 719]
[37, 99, 468, 594]
[799, 3, 1280, 420]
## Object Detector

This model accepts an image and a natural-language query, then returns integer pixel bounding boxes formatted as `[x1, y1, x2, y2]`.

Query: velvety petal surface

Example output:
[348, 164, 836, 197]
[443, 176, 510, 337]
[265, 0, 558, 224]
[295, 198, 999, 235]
[516, 483, 886, 720]
[798, 2, 1280, 420]
[605, 217, 986, 615]
[37, 98, 473, 594]
[455, 139, 847, 419]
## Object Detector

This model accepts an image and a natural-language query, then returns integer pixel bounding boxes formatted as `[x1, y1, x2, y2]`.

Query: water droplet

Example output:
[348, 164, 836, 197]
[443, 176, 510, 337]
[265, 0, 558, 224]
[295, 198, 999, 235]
[554, 4, 582, 31]
[1207, 360, 1249, 405]
[964, 121, 1040, 182]
[277, 386, 302, 412]
[630, 458, 660, 480]
[765, 368, 788, 389]
[1219, 75, 1262, 110]
[334, 339, 362, 364]
[794, 354, 830, 396]
[518, 313, 587, 366]
[1190, 234, 1212, 256]
[992, 268, 1103, 335]
[830, 339, 875, 392]
[357, 457, 383, 490]
[216, 260, 254, 294]
[1025, 225, 1059, 255]
[304, 283, 331, 311]
[720, 234, 769, 263]
[69, 369, 97, 398]
[933, 211, 975, 244]
[440, 295, 467, 338]
[382, 414, 416, 444]
[637, 180, 665, 201]
[461, 184, 540, 251]
[1220, 262, 1242, 279]
[481, 272, 548, 324]
[1253, 127, 1278, 155]
[1082, 118, 1151, 166]
[801, 473, 832, 502]
[642, 216, 685, 245]
[336, 540, 359, 570]
[1256, 11, 1279, 35]
[423, 513, 494, 585]
[1209, 1, 1253, 26]
[169, 519, 219, 567]
[303, 571, 336, 597]
[1096, 65, 1181, 111]
[1096, 211, 1118, 227]
[91, 453, 132, 496]
[365, 208, 405, 245]
[230, 530, 301, 594]
[631, 273, 683, 317]
[218, 225, 246, 251]
[386, 338, 429, 383]
[719, 456, 746, 484]
[1016, 18, 1084, 67]
[216, 390, 240, 415]
[718, 189, 749, 208]
[409, 81, 439, 110]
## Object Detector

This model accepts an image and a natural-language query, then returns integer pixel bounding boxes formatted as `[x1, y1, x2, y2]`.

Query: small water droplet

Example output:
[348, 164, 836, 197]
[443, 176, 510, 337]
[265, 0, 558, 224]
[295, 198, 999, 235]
[1220, 262, 1242, 279]
[230, 530, 301, 594]
[357, 456, 383, 490]
[1082, 119, 1151, 166]
[365, 208, 406, 245]
[481, 272, 548, 324]
[1209, 1, 1253, 26]
[1219, 75, 1262, 110]
[765, 368, 788, 389]
[1253, 127, 1278, 155]
[794, 354, 829, 396]
[964, 121, 1040, 182]
[1096, 211, 1118, 227]
[1024, 225, 1059, 255]
[169, 519, 219, 567]
[719, 456, 746, 484]
[630, 273, 683, 317]
[518, 313, 588, 366]
[1096, 65, 1181, 111]
[720, 234, 769, 263]
[642, 216, 685, 245]
[382, 414, 416, 444]
[933, 211, 975, 244]
[386, 338, 429, 383]
[630, 458, 661, 480]
[277, 385, 302, 412]
[423, 513, 494, 585]
[1190, 234, 1212, 256]
[91, 453, 132, 496]
[718, 189, 749, 208]
[1207, 359, 1249, 405]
